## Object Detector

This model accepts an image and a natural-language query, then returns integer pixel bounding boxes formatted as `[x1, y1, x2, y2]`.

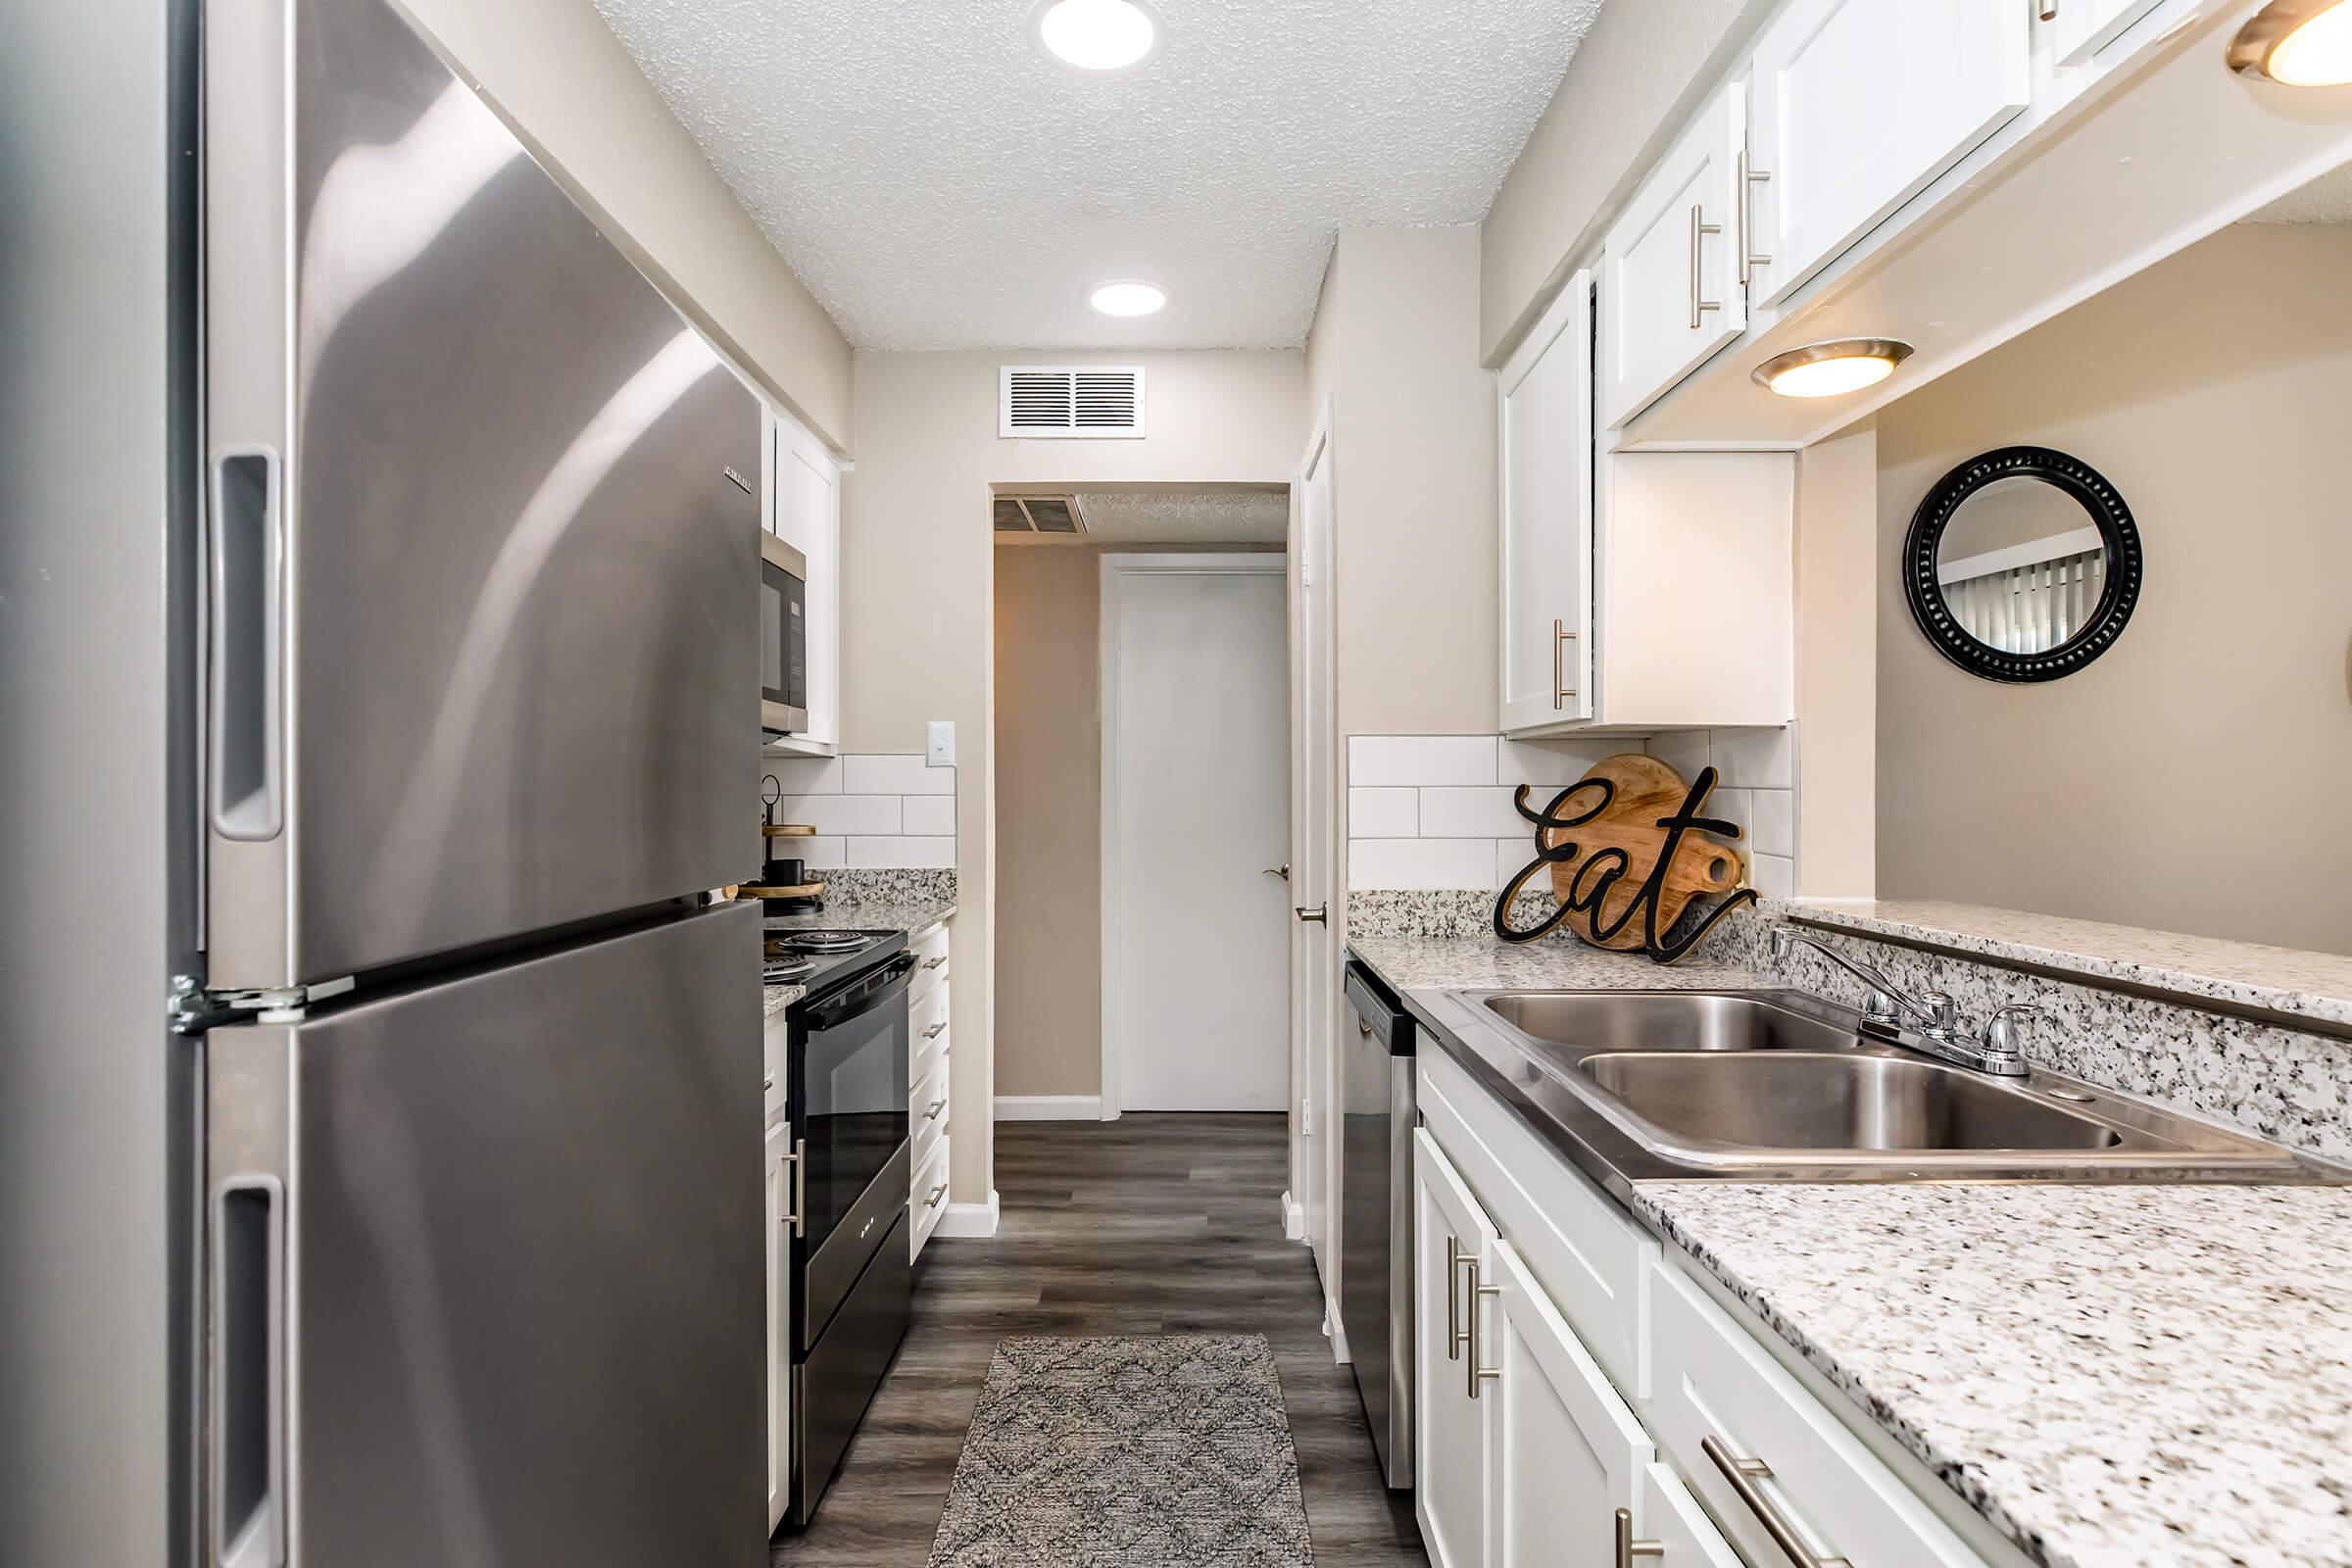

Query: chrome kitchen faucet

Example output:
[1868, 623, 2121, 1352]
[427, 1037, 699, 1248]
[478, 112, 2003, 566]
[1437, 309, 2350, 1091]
[1769, 927, 2037, 1078]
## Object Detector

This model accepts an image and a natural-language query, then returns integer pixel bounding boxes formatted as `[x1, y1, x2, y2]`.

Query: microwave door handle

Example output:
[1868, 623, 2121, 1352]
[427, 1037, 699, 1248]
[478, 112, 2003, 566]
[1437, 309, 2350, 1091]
[806, 954, 917, 1031]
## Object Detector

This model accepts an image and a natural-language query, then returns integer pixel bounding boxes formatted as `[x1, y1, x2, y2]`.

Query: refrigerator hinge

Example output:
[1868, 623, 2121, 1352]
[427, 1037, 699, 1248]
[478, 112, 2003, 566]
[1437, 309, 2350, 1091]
[171, 972, 357, 1034]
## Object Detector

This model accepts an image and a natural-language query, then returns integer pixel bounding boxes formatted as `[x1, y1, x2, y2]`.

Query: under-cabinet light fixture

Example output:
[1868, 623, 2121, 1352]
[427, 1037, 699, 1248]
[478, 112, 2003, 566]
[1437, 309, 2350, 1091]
[1751, 338, 1916, 399]
[2229, 0, 2352, 86]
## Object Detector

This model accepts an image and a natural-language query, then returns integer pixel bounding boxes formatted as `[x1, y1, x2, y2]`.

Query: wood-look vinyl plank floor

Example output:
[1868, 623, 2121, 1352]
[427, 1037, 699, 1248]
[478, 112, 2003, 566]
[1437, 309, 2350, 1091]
[772, 1113, 1427, 1568]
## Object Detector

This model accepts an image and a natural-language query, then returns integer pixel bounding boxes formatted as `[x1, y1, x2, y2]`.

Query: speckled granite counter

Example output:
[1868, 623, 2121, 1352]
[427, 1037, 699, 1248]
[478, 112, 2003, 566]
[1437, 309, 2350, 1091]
[761, 982, 804, 1020]
[1635, 1183, 2352, 1568]
[1347, 932, 1759, 993]
[761, 894, 956, 938]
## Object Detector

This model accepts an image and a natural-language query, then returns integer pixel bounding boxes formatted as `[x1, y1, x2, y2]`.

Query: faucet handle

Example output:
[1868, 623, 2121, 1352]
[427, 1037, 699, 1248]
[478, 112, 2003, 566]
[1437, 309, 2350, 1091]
[1919, 990, 1958, 1035]
[1984, 1003, 2042, 1054]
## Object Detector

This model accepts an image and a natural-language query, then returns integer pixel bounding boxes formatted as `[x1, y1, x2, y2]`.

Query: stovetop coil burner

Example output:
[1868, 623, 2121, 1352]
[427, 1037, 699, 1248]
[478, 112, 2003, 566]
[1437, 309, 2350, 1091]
[761, 956, 815, 984]
[777, 930, 870, 955]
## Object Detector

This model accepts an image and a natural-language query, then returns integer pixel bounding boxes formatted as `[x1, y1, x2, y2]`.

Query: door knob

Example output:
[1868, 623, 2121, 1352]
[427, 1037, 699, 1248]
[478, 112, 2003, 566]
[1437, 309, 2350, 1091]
[1295, 903, 1328, 925]
[1263, 863, 1290, 881]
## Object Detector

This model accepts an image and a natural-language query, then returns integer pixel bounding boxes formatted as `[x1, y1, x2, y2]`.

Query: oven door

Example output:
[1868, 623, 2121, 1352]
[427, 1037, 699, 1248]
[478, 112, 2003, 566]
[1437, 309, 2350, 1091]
[792, 952, 914, 1347]
[760, 532, 808, 735]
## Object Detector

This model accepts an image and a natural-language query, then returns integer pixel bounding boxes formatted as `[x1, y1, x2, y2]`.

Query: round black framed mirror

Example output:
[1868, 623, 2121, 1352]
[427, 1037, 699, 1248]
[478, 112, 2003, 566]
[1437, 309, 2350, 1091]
[1902, 445, 2144, 683]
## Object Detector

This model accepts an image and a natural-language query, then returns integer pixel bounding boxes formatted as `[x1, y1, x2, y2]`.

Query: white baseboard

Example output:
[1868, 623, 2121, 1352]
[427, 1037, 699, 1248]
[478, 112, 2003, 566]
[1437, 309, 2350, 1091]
[1280, 1190, 1305, 1241]
[995, 1095, 1104, 1121]
[935, 1188, 1001, 1239]
[1324, 1298, 1351, 1364]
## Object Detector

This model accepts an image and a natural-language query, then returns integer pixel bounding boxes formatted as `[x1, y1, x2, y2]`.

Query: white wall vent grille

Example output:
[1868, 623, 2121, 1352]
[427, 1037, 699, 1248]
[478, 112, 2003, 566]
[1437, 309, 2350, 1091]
[1000, 366, 1147, 439]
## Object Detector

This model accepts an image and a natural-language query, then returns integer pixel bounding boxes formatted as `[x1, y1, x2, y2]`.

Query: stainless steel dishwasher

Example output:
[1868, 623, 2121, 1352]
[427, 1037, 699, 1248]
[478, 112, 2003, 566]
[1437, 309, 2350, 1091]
[1342, 957, 1416, 1490]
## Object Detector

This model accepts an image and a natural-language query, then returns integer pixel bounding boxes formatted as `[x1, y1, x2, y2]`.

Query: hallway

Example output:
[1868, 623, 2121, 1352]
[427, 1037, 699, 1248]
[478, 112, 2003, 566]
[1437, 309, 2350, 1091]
[774, 1114, 1426, 1566]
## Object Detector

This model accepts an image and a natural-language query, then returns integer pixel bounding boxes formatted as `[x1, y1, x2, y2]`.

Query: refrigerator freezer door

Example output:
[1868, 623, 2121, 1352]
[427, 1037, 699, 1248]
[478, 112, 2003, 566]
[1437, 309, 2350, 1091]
[203, 902, 763, 1568]
[204, 0, 758, 989]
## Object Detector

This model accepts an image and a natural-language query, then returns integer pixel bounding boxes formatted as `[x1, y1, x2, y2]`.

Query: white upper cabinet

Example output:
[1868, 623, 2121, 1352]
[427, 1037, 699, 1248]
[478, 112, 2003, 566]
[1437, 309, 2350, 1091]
[1747, 0, 2029, 309]
[1601, 83, 1747, 429]
[2043, 0, 2166, 68]
[1496, 272, 1594, 735]
[764, 408, 843, 754]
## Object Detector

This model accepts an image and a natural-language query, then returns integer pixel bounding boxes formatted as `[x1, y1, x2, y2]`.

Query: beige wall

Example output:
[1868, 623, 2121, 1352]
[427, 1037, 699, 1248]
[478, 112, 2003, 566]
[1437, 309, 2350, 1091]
[993, 550, 1103, 1099]
[1793, 425, 1879, 900]
[1875, 222, 2352, 954]
[399, 0, 855, 451]
[1307, 227, 1499, 738]
[1479, 0, 1753, 364]
[844, 349, 1304, 1199]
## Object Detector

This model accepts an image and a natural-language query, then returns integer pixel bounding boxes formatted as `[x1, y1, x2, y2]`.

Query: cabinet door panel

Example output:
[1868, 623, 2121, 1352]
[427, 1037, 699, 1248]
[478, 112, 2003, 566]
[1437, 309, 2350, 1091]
[1497, 273, 1593, 734]
[764, 1119, 793, 1531]
[1486, 1241, 1651, 1568]
[1601, 85, 1745, 428]
[1639, 1463, 1746, 1568]
[1414, 1129, 1499, 1568]
[1749, 0, 2028, 307]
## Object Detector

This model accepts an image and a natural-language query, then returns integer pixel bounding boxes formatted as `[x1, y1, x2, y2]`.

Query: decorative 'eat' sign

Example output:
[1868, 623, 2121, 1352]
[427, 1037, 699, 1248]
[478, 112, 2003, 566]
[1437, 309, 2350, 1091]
[1491, 755, 1757, 963]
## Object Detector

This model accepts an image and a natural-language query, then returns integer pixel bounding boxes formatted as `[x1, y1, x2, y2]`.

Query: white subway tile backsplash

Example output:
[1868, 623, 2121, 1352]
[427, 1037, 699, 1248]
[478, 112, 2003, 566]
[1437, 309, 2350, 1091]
[847, 836, 956, 868]
[1419, 786, 1528, 840]
[1348, 786, 1420, 838]
[798, 837, 848, 869]
[1494, 839, 1545, 891]
[1710, 726, 1793, 790]
[1749, 852, 1795, 900]
[778, 793, 901, 836]
[1348, 735, 1495, 788]
[1349, 837, 1497, 891]
[1645, 730, 1711, 782]
[900, 795, 956, 837]
[762, 756, 843, 796]
[1750, 787, 1794, 859]
[845, 754, 956, 796]
[1707, 787, 1753, 839]
[1496, 736, 1636, 788]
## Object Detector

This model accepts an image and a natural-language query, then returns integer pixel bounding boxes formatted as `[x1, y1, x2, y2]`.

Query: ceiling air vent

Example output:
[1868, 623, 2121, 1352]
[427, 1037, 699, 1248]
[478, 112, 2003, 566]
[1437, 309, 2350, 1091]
[1000, 366, 1147, 439]
[994, 495, 1088, 535]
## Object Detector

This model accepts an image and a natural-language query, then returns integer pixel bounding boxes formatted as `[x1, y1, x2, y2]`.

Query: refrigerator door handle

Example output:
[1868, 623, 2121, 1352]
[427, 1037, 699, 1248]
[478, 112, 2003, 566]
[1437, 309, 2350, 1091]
[207, 447, 284, 842]
[209, 1175, 287, 1568]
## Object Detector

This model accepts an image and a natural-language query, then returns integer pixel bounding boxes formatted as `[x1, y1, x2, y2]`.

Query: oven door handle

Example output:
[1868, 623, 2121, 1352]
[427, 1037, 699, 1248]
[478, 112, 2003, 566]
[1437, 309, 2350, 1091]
[806, 953, 917, 1031]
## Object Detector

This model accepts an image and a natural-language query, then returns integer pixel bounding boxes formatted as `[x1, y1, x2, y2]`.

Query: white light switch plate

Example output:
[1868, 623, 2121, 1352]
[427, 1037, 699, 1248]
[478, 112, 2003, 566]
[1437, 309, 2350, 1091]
[927, 720, 956, 767]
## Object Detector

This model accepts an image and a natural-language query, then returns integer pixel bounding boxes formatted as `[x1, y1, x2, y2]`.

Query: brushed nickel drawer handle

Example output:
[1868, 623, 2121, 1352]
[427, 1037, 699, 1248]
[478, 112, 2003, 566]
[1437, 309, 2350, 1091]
[1553, 618, 1579, 709]
[1614, 1508, 1663, 1568]
[921, 955, 948, 971]
[1445, 1236, 1465, 1360]
[924, 1182, 948, 1209]
[923, 1022, 947, 1040]
[1701, 1434, 1852, 1568]
[1737, 150, 1773, 286]
[784, 1137, 806, 1239]
[1465, 1257, 1500, 1399]
[1690, 203, 1723, 329]
[923, 1098, 948, 1121]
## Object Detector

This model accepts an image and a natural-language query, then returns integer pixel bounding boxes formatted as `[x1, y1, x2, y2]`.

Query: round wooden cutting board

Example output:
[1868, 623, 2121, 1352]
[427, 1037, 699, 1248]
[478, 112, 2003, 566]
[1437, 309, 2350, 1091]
[1541, 755, 1744, 952]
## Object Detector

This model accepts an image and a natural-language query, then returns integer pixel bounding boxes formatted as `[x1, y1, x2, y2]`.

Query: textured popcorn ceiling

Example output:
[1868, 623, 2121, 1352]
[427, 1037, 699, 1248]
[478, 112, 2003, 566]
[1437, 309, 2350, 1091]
[1071, 489, 1288, 543]
[589, 0, 1604, 350]
[2244, 160, 2352, 223]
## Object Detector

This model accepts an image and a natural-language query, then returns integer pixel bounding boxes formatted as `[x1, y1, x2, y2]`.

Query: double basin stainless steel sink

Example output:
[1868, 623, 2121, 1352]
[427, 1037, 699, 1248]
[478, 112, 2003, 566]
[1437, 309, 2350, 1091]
[1438, 989, 2307, 1181]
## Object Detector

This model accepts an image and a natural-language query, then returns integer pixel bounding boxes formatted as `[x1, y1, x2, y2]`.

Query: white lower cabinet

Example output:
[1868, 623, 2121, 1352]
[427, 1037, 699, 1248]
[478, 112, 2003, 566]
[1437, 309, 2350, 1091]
[1485, 1239, 1651, 1567]
[763, 1114, 794, 1533]
[1415, 1059, 1997, 1568]
[1413, 1128, 1497, 1568]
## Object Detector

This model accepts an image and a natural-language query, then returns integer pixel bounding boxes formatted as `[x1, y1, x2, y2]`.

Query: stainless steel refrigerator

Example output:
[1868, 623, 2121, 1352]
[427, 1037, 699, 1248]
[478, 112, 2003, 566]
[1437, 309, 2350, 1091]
[12, 0, 766, 1562]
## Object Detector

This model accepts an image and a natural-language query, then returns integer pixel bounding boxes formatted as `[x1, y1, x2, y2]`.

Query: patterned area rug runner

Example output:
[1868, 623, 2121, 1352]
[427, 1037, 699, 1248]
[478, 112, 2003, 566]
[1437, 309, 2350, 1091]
[927, 1334, 1315, 1567]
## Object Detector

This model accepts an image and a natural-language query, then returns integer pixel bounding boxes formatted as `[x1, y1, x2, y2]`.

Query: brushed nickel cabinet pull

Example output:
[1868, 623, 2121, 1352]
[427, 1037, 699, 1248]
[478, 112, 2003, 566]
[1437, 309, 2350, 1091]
[2040, 1, 2058, 20]
[923, 1022, 948, 1040]
[923, 1098, 948, 1121]
[1445, 1236, 1465, 1360]
[922, 956, 948, 971]
[1553, 618, 1579, 708]
[924, 1182, 949, 1209]
[785, 1137, 807, 1238]
[1701, 1433, 1852, 1568]
[1614, 1508, 1664, 1568]
[1465, 1258, 1501, 1398]
[1690, 204, 1723, 329]
[1738, 150, 1773, 286]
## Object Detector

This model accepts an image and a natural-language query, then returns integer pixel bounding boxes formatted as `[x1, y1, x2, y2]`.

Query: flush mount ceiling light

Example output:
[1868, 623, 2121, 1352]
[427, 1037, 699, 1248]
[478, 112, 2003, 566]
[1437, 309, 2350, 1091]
[1088, 279, 1166, 317]
[2229, 0, 2352, 85]
[1752, 338, 1916, 399]
[1030, 0, 1164, 76]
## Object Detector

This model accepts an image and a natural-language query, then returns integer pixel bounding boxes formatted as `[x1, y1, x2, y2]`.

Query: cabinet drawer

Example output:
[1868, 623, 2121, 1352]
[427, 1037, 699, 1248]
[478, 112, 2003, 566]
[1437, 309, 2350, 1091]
[911, 1060, 951, 1171]
[1418, 1050, 1653, 1395]
[1649, 1259, 1988, 1568]
[1638, 1462, 1743, 1567]
[911, 979, 951, 1082]
[762, 1012, 789, 1122]
[909, 923, 951, 1002]
[911, 1136, 951, 1261]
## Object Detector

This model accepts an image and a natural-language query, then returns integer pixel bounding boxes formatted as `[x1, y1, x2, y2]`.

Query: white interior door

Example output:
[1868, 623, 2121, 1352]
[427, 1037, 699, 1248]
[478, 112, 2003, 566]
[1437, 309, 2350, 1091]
[1103, 554, 1291, 1112]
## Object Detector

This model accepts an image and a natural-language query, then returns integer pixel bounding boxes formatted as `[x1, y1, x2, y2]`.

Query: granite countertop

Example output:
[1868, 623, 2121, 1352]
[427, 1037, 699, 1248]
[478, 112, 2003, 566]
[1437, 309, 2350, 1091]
[1346, 932, 1762, 993]
[1787, 899, 2352, 1034]
[1636, 1183, 2352, 1568]
[761, 893, 956, 937]
[761, 982, 804, 1020]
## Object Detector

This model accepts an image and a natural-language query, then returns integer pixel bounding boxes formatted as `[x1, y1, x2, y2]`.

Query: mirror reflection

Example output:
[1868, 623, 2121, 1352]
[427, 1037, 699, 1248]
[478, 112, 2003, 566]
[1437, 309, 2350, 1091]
[1934, 476, 2109, 655]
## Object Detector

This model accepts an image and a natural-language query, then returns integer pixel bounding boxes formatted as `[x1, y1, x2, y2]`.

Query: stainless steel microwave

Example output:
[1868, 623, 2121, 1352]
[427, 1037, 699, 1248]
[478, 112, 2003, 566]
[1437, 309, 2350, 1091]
[760, 532, 808, 736]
